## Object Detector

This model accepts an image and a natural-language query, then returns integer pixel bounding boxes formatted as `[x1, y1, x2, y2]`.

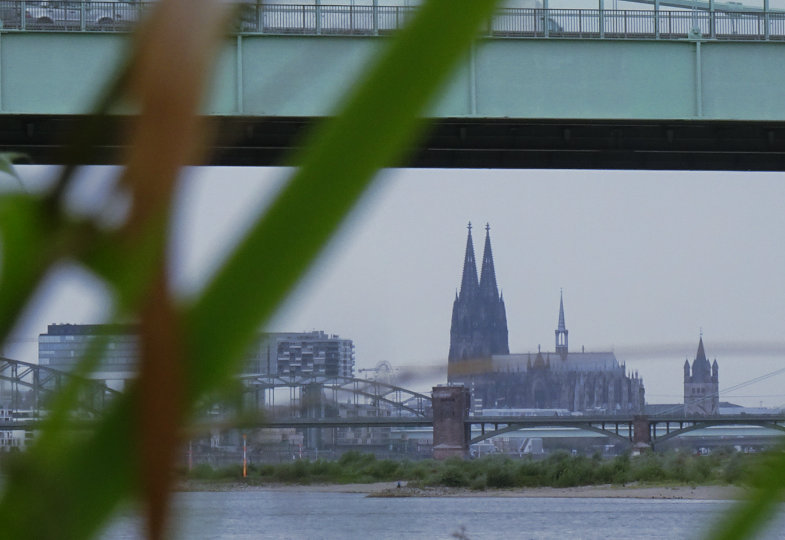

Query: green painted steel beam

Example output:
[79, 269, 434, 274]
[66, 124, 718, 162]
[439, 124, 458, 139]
[2, 32, 785, 121]
[2, 32, 785, 169]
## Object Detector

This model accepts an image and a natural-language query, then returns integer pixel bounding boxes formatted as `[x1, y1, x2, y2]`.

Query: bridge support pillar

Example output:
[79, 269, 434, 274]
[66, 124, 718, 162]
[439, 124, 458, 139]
[432, 385, 471, 460]
[632, 415, 652, 452]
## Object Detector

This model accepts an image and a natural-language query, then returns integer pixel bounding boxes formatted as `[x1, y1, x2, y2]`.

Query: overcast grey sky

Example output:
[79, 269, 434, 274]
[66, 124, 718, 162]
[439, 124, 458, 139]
[3, 165, 785, 408]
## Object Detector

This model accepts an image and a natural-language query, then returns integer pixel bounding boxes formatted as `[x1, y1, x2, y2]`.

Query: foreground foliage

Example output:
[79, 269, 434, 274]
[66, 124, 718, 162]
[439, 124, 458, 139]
[0, 0, 502, 538]
[0, 0, 783, 537]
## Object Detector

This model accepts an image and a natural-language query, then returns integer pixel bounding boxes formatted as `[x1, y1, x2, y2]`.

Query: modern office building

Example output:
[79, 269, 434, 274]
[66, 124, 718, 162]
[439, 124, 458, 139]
[39, 325, 355, 390]
[245, 331, 355, 378]
[38, 324, 139, 390]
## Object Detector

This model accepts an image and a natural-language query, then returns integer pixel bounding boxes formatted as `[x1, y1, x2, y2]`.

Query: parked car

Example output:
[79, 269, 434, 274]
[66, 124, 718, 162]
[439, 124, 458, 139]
[24, 0, 141, 31]
[0, 1, 25, 29]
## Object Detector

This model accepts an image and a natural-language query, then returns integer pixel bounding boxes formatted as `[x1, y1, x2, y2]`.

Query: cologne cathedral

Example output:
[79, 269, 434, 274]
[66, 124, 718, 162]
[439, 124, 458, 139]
[448, 223, 645, 414]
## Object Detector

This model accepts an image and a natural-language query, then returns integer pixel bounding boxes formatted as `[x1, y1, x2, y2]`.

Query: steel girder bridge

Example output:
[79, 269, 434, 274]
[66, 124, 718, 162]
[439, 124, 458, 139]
[247, 412, 785, 449]
[238, 373, 432, 418]
[0, 356, 118, 418]
[644, 414, 785, 446]
[466, 414, 785, 446]
[2, 2, 785, 171]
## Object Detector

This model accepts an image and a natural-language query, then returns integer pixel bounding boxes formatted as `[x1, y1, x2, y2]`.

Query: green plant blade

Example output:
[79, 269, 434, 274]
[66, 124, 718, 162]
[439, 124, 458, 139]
[707, 448, 785, 540]
[186, 0, 500, 398]
[0, 152, 28, 188]
[0, 0, 501, 537]
[0, 194, 55, 338]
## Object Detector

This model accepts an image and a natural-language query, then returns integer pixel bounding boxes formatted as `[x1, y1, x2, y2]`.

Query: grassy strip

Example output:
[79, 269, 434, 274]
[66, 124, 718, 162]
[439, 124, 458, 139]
[183, 449, 763, 490]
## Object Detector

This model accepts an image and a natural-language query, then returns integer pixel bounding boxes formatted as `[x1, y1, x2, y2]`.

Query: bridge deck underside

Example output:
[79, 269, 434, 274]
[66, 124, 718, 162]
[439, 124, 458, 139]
[2, 33, 785, 170]
[6, 115, 785, 170]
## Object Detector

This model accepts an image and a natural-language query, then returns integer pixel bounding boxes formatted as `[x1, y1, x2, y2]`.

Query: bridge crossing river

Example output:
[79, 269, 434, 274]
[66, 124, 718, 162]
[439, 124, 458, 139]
[1, 2, 785, 169]
[1, 363, 782, 454]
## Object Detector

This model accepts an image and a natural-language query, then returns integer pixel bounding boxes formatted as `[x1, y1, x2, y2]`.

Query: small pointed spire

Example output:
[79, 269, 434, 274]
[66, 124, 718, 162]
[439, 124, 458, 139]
[479, 223, 499, 299]
[458, 222, 479, 299]
[692, 336, 711, 383]
[557, 289, 566, 331]
[696, 336, 707, 363]
[555, 289, 568, 354]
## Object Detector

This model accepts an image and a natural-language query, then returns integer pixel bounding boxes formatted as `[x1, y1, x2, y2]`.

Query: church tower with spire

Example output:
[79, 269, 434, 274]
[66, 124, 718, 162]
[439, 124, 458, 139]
[445, 224, 644, 413]
[448, 223, 509, 376]
[684, 335, 719, 416]
[555, 290, 569, 358]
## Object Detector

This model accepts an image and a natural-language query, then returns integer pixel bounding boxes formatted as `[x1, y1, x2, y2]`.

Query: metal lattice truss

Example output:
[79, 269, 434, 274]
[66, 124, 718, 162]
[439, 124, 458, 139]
[468, 417, 634, 445]
[468, 414, 785, 446]
[0, 356, 118, 417]
[238, 374, 431, 417]
[649, 417, 785, 445]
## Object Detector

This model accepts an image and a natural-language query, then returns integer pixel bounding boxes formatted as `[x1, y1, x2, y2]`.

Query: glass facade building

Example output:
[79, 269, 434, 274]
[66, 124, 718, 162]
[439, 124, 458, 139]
[39, 325, 355, 390]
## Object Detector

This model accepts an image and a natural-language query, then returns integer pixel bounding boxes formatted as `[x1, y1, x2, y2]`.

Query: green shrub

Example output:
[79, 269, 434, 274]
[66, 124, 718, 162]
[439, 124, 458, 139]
[485, 462, 515, 489]
[338, 451, 375, 468]
[554, 456, 596, 487]
[686, 456, 713, 484]
[723, 453, 752, 485]
[189, 463, 215, 480]
[630, 453, 665, 483]
[274, 459, 310, 483]
[663, 452, 687, 482]
[367, 459, 400, 481]
[215, 465, 243, 480]
[470, 474, 488, 491]
[609, 453, 631, 484]
[515, 458, 544, 487]
[257, 464, 275, 478]
[438, 464, 470, 488]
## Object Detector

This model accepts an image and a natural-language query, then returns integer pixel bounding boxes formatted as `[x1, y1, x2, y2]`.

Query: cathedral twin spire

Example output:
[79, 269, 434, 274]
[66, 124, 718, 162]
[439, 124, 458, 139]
[458, 222, 499, 301]
[449, 223, 509, 365]
[458, 222, 479, 298]
[450, 224, 576, 370]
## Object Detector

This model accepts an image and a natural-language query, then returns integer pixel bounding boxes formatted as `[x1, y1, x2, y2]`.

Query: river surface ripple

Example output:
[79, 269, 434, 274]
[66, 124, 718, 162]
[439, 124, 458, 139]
[102, 491, 785, 540]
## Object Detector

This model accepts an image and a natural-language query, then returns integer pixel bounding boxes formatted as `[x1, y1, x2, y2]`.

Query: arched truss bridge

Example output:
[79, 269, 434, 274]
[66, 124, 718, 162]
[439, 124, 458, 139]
[238, 374, 432, 417]
[467, 415, 636, 446]
[647, 415, 785, 446]
[466, 414, 785, 446]
[0, 356, 118, 417]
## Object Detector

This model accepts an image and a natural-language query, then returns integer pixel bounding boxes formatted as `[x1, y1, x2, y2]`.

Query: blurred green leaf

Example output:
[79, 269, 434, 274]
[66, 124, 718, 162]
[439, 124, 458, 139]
[0, 0, 500, 538]
[707, 447, 785, 540]
[0, 152, 28, 188]
[0, 194, 54, 338]
[186, 0, 500, 398]
[0, 393, 139, 540]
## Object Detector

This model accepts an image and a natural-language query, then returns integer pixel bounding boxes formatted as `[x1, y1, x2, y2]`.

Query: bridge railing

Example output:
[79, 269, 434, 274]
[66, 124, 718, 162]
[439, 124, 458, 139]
[244, 5, 785, 40]
[1, 3, 784, 40]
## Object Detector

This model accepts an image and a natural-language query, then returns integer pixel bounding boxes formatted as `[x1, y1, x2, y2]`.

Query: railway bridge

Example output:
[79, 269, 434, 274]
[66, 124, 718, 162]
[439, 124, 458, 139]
[0, 363, 782, 457]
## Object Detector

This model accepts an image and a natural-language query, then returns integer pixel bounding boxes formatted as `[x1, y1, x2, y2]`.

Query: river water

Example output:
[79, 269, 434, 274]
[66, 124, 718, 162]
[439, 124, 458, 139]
[102, 492, 785, 539]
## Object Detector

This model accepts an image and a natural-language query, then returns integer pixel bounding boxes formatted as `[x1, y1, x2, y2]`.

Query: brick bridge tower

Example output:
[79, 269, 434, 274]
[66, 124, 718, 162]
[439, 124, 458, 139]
[432, 385, 471, 460]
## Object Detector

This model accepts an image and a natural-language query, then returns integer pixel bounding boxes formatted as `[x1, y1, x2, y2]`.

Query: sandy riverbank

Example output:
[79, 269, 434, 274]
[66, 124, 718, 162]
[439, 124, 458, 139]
[177, 481, 747, 500]
[369, 484, 747, 500]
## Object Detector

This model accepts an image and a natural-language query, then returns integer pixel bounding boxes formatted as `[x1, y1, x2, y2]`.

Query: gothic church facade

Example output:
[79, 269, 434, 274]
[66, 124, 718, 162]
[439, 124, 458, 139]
[448, 224, 645, 414]
[683, 337, 719, 416]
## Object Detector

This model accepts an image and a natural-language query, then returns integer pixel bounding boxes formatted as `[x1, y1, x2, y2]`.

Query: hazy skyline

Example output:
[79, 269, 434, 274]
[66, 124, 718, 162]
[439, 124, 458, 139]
[3, 165, 785, 408]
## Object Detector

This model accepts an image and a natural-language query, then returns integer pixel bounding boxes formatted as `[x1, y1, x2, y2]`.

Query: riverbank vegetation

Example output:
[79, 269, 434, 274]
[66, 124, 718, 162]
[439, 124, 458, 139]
[184, 448, 766, 490]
